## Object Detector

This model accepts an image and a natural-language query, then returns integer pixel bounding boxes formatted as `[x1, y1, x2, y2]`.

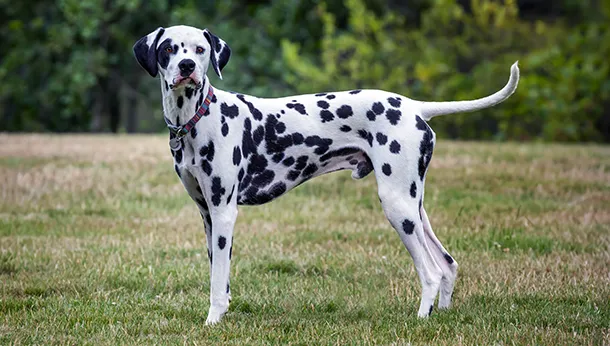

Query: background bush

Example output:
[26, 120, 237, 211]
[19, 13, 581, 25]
[1, 0, 608, 142]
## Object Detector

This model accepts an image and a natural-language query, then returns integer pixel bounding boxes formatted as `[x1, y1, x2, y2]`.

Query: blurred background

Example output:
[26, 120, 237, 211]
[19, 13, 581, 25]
[1, 0, 608, 142]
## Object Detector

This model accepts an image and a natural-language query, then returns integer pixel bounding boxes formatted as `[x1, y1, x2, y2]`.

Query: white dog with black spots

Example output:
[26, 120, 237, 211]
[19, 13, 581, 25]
[133, 25, 519, 325]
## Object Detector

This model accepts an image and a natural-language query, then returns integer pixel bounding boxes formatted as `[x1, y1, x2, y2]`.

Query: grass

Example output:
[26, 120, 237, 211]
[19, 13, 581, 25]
[0, 134, 609, 345]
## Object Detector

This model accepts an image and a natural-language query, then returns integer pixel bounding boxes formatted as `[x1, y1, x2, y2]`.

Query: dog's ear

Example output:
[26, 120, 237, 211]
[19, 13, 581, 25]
[203, 29, 231, 80]
[133, 27, 165, 77]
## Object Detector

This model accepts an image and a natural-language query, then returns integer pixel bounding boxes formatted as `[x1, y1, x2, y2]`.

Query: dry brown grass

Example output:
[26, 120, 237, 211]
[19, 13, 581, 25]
[0, 134, 609, 345]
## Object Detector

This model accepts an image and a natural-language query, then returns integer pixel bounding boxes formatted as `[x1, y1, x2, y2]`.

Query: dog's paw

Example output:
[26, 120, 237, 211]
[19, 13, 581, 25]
[417, 305, 434, 318]
[205, 305, 228, 326]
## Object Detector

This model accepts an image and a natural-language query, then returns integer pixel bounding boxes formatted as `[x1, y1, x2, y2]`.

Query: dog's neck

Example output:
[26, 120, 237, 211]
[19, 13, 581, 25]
[160, 76, 212, 126]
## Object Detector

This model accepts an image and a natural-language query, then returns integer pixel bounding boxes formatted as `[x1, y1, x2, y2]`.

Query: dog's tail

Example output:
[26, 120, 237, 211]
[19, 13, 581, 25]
[418, 62, 519, 121]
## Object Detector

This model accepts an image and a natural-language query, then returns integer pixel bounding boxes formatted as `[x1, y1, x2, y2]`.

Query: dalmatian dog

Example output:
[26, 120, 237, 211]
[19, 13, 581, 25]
[133, 25, 519, 325]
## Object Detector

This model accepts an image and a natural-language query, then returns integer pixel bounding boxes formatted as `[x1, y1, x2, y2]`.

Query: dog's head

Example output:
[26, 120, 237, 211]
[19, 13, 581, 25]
[133, 25, 231, 90]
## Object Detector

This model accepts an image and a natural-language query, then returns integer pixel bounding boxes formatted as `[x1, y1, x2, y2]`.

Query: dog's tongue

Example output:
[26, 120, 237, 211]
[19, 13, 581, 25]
[174, 74, 199, 86]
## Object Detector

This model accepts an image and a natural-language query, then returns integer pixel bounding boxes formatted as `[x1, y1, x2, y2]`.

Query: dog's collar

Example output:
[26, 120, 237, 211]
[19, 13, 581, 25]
[165, 86, 214, 138]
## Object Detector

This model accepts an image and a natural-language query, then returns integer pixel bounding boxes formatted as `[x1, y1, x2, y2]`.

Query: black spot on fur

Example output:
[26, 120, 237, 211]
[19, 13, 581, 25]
[357, 129, 374, 147]
[303, 163, 318, 177]
[241, 118, 256, 158]
[253, 125, 265, 146]
[220, 102, 239, 119]
[326, 94, 336, 100]
[233, 146, 241, 166]
[292, 132, 304, 145]
[201, 161, 212, 176]
[241, 174, 252, 190]
[174, 164, 181, 177]
[336, 105, 353, 119]
[382, 163, 392, 176]
[199, 141, 215, 161]
[386, 109, 401, 125]
[165, 81, 169, 91]
[340, 125, 352, 132]
[177, 96, 184, 109]
[272, 152, 285, 163]
[349, 90, 361, 94]
[320, 110, 334, 123]
[287, 170, 300, 181]
[372, 102, 385, 115]
[417, 117, 434, 180]
[443, 253, 454, 264]
[222, 123, 229, 136]
[282, 156, 295, 167]
[237, 94, 263, 120]
[238, 168, 245, 181]
[227, 185, 235, 204]
[211, 176, 226, 206]
[389, 140, 401, 154]
[315, 93, 327, 97]
[410, 182, 417, 197]
[388, 97, 401, 107]
[247, 154, 268, 174]
[402, 219, 414, 234]
[286, 102, 307, 115]
[174, 148, 183, 164]
[275, 122, 286, 134]
[376, 132, 388, 145]
[415, 115, 427, 131]
[190, 127, 197, 139]
[317, 100, 330, 109]
[252, 170, 275, 188]
[218, 236, 226, 250]
[355, 155, 374, 179]
[238, 181, 287, 205]
[304, 136, 333, 155]
[428, 305, 433, 316]
[366, 111, 376, 121]
[294, 156, 308, 170]
[185, 88, 194, 99]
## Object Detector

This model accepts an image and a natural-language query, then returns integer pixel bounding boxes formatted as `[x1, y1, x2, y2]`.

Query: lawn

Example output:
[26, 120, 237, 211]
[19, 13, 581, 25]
[0, 134, 608, 345]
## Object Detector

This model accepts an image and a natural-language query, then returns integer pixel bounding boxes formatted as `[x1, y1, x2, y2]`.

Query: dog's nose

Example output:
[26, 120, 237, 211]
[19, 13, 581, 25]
[178, 59, 196, 77]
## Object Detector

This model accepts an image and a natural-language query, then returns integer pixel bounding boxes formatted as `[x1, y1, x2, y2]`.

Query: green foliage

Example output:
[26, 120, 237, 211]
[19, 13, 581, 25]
[0, 0, 608, 141]
[282, 0, 610, 142]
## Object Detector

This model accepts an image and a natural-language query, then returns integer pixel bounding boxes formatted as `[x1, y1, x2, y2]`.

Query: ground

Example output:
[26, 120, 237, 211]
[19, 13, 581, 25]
[0, 134, 608, 345]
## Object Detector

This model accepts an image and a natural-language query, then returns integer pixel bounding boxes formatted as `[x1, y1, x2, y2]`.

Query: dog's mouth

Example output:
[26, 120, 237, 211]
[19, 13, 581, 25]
[170, 75, 201, 90]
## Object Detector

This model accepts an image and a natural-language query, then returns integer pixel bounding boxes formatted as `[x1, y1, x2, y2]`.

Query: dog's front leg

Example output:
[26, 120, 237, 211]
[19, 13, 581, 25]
[205, 204, 237, 325]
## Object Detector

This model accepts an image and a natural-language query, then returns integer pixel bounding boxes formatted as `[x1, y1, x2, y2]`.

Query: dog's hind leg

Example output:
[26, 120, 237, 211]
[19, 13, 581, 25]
[378, 185, 443, 317]
[420, 205, 458, 309]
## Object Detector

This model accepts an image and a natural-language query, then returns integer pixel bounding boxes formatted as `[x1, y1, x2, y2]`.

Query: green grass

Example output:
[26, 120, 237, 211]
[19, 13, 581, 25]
[0, 135, 609, 345]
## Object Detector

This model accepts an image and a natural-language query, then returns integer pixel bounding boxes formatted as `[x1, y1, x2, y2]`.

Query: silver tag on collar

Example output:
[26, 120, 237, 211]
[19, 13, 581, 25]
[169, 137, 182, 151]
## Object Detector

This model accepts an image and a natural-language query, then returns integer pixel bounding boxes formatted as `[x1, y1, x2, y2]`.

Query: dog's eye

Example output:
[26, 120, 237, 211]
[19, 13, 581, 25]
[165, 47, 173, 53]
[196, 47, 204, 54]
